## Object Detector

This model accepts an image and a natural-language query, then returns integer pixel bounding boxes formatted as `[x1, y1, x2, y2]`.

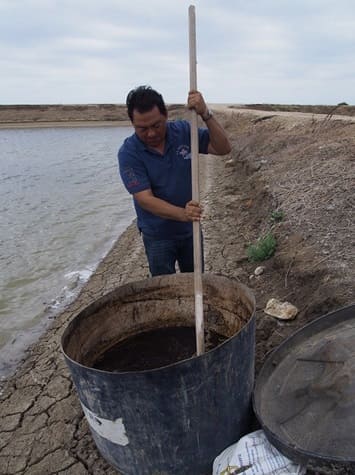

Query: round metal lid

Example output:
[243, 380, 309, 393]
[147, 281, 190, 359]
[253, 303, 355, 466]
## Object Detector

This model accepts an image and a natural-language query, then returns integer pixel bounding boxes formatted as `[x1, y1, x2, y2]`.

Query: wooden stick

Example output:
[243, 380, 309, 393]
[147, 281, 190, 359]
[189, 5, 205, 355]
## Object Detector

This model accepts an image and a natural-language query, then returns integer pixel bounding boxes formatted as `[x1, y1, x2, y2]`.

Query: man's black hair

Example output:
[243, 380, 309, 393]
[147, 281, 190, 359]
[126, 85, 167, 121]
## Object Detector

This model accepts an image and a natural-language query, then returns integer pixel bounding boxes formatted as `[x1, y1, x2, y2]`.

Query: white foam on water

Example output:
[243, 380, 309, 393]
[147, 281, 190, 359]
[0, 125, 135, 379]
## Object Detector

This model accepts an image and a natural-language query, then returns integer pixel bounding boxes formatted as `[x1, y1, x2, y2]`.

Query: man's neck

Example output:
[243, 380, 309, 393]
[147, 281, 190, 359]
[149, 141, 165, 154]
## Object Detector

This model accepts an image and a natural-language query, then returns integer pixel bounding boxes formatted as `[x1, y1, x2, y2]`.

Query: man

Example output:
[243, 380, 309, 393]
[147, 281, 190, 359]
[118, 85, 231, 276]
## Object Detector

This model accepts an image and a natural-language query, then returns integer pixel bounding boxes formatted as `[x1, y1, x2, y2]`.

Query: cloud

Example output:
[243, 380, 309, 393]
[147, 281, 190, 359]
[0, 0, 355, 104]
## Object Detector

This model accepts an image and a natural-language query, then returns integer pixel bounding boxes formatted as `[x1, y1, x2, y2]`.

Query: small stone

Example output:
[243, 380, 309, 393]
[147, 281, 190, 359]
[254, 266, 265, 276]
[249, 161, 261, 172]
[234, 267, 248, 279]
[225, 159, 235, 168]
[225, 195, 240, 205]
[264, 298, 299, 320]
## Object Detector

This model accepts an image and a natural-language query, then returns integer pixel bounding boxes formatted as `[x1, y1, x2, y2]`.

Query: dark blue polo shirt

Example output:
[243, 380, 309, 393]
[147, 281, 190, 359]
[118, 120, 210, 239]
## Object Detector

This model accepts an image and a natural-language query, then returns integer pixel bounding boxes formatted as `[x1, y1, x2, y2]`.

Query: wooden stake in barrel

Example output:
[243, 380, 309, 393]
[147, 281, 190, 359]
[189, 5, 205, 355]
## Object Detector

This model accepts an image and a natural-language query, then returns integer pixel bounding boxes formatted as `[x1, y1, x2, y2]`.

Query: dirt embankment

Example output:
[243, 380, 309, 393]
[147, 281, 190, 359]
[0, 103, 188, 126]
[1, 102, 354, 126]
[0, 104, 128, 124]
[0, 108, 354, 474]
[236, 102, 355, 116]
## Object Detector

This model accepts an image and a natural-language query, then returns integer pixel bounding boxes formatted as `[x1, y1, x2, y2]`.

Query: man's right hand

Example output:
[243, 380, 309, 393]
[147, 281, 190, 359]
[134, 190, 202, 223]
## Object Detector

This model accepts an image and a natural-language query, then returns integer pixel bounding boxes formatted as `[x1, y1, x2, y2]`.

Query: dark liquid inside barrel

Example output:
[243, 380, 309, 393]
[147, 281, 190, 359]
[93, 326, 227, 372]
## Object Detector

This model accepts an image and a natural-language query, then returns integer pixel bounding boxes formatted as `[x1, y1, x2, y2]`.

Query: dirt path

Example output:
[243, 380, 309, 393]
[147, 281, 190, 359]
[1, 109, 354, 474]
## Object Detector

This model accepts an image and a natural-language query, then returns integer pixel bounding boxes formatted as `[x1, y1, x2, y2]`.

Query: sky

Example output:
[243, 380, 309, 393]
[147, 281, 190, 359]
[1, 0, 355, 105]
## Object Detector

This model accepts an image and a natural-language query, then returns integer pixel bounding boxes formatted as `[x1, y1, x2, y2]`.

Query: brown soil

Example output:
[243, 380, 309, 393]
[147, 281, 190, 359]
[0, 104, 128, 124]
[0, 107, 354, 474]
[216, 108, 354, 370]
[236, 102, 355, 116]
[3, 101, 352, 125]
[0, 103, 186, 126]
[92, 326, 226, 372]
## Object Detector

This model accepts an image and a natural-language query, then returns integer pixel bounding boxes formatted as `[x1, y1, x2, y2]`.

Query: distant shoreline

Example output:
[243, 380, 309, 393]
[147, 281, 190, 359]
[2, 102, 355, 132]
[0, 120, 132, 129]
[1, 103, 354, 130]
[0, 103, 187, 128]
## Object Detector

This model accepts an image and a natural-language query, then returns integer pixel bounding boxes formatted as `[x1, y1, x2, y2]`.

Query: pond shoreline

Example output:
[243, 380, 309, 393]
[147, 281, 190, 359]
[0, 120, 132, 129]
[1, 108, 354, 474]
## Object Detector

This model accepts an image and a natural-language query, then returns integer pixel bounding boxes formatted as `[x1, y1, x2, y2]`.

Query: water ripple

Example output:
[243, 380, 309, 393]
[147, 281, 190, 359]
[0, 125, 134, 377]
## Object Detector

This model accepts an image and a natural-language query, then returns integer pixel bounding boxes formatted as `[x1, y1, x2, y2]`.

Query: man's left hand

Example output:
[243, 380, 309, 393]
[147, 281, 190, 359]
[187, 90, 208, 117]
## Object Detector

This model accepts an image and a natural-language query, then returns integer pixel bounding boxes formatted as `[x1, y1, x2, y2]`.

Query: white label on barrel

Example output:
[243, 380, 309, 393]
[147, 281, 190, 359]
[81, 402, 129, 446]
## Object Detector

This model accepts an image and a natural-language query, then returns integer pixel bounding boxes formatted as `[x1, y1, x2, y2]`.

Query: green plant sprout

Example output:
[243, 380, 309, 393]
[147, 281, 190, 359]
[270, 209, 284, 223]
[247, 233, 277, 262]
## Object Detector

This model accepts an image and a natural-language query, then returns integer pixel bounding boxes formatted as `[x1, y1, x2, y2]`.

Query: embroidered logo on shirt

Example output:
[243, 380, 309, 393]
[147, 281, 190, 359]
[123, 167, 139, 189]
[176, 145, 191, 160]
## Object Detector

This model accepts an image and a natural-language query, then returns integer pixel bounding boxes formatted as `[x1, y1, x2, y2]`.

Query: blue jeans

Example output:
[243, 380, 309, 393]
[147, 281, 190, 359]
[142, 234, 204, 276]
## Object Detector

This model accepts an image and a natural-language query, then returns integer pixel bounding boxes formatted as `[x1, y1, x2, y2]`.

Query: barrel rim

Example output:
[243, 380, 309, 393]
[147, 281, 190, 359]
[61, 272, 256, 375]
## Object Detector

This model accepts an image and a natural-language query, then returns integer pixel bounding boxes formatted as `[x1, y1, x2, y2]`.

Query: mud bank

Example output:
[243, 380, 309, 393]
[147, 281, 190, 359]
[0, 103, 185, 128]
[0, 108, 354, 474]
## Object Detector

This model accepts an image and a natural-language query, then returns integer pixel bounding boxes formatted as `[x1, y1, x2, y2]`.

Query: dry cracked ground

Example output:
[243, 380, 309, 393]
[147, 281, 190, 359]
[0, 108, 354, 474]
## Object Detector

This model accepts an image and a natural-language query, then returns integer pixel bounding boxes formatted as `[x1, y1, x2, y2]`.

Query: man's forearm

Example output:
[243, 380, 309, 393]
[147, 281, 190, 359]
[135, 193, 187, 221]
[134, 191, 202, 222]
[204, 115, 232, 155]
[187, 91, 231, 155]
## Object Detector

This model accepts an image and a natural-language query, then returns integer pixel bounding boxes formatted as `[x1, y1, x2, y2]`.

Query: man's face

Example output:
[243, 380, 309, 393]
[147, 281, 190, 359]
[132, 106, 167, 149]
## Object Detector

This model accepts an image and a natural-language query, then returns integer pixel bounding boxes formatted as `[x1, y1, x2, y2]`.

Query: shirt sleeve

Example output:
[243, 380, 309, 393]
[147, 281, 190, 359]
[118, 146, 151, 195]
[176, 120, 210, 154]
[198, 126, 210, 154]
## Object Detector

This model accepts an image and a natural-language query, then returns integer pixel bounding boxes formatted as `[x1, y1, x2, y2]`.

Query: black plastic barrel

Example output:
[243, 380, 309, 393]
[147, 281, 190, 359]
[61, 273, 255, 475]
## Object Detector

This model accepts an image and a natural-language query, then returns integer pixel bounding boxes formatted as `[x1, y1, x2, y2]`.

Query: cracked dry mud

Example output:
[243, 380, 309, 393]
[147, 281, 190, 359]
[1, 108, 354, 474]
